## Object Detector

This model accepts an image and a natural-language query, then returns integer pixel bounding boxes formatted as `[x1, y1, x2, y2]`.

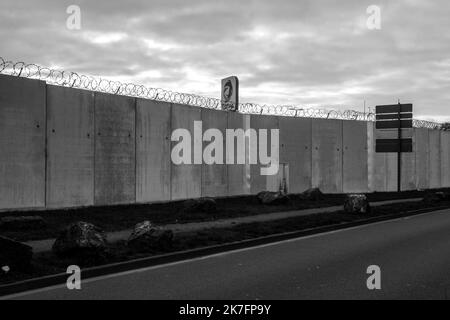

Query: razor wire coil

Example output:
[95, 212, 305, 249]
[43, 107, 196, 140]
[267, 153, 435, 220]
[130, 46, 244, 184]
[0, 57, 444, 129]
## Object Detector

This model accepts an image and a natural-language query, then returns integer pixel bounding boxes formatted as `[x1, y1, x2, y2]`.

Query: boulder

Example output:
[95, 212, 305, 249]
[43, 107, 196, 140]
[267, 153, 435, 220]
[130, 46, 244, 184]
[52, 222, 107, 259]
[0, 236, 33, 271]
[257, 191, 290, 205]
[183, 198, 217, 214]
[344, 194, 371, 214]
[127, 221, 173, 252]
[0, 216, 46, 230]
[299, 188, 324, 201]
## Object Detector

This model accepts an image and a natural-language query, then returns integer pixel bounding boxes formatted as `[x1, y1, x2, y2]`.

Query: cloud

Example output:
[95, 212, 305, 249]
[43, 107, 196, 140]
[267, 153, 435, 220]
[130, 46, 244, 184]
[0, 0, 449, 120]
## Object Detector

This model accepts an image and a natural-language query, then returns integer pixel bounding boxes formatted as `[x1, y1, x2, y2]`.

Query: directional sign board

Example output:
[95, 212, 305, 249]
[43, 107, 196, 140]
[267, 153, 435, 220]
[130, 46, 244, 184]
[375, 104, 412, 114]
[376, 120, 412, 129]
[375, 139, 413, 153]
[375, 128, 414, 140]
[375, 103, 413, 153]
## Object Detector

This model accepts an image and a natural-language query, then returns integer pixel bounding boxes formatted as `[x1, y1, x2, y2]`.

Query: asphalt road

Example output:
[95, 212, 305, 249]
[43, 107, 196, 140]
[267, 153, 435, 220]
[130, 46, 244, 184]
[6, 209, 450, 300]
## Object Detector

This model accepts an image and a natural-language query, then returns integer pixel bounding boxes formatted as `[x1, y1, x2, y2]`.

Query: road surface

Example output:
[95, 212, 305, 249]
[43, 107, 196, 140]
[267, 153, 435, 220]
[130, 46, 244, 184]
[5, 209, 450, 300]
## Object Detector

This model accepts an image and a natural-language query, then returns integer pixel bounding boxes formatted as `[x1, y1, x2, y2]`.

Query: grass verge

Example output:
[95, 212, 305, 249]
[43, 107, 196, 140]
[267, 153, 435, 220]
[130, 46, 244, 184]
[1, 189, 447, 242]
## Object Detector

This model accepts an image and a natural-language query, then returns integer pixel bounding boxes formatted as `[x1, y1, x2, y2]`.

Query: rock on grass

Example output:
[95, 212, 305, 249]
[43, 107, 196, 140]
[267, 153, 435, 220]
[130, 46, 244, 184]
[344, 194, 371, 214]
[257, 191, 291, 205]
[52, 222, 108, 262]
[299, 188, 324, 201]
[127, 221, 173, 252]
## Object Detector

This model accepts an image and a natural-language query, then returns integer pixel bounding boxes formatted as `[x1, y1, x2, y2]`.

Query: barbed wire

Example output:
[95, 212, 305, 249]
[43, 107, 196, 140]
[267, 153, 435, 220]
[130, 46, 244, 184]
[0, 56, 444, 129]
[413, 119, 443, 130]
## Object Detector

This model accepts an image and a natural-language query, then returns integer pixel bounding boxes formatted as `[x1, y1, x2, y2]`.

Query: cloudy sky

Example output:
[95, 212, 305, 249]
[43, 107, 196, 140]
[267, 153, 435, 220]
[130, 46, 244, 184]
[1, 0, 449, 120]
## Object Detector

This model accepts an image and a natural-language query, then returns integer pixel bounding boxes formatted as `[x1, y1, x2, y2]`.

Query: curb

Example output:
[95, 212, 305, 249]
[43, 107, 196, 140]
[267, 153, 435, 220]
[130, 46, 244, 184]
[0, 205, 448, 297]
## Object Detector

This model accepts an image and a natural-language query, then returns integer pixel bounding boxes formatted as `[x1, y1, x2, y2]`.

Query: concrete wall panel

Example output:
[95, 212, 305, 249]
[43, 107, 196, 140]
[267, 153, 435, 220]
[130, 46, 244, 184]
[415, 128, 429, 189]
[249, 115, 279, 194]
[401, 151, 416, 191]
[279, 117, 312, 193]
[372, 154, 387, 192]
[400, 129, 417, 191]
[94, 93, 136, 205]
[429, 130, 441, 188]
[0, 75, 46, 209]
[171, 104, 202, 200]
[440, 131, 450, 188]
[343, 121, 368, 193]
[385, 153, 398, 192]
[201, 108, 228, 197]
[136, 99, 171, 203]
[368, 122, 382, 192]
[312, 119, 343, 193]
[46, 86, 94, 208]
[226, 112, 251, 196]
[368, 122, 389, 192]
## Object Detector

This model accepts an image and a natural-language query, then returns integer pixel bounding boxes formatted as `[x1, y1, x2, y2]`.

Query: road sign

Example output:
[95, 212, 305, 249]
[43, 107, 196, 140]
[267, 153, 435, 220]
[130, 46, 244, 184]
[375, 128, 413, 140]
[375, 102, 414, 192]
[221, 76, 239, 111]
[375, 103, 412, 114]
[376, 113, 413, 120]
[375, 103, 413, 153]
[376, 139, 413, 153]
[375, 119, 412, 129]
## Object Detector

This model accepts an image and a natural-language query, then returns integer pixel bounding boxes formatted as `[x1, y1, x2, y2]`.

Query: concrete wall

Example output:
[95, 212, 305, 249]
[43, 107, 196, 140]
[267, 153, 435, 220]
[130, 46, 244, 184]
[136, 99, 171, 202]
[279, 117, 312, 193]
[441, 131, 450, 188]
[415, 129, 429, 189]
[343, 120, 368, 193]
[368, 122, 384, 192]
[46, 85, 95, 208]
[170, 104, 202, 200]
[201, 108, 228, 197]
[94, 93, 136, 205]
[401, 132, 417, 191]
[2, 75, 450, 211]
[249, 115, 279, 194]
[0, 75, 46, 209]
[312, 119, 343, 193]
[226, 112, 251, 196]
[429, 130, 442, 189]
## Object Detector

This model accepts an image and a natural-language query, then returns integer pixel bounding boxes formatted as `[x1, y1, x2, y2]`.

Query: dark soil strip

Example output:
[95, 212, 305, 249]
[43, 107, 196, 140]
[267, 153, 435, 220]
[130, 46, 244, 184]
[1, 189, 448, 242]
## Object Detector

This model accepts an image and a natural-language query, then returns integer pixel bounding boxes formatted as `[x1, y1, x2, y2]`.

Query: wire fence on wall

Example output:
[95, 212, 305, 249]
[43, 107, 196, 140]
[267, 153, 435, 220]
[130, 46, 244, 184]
[0, 56, 443, 130]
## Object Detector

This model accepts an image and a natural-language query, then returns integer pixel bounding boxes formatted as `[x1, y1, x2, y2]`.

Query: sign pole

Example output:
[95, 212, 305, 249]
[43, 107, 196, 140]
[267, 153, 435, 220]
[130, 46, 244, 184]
[397, 100, 402, 193]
